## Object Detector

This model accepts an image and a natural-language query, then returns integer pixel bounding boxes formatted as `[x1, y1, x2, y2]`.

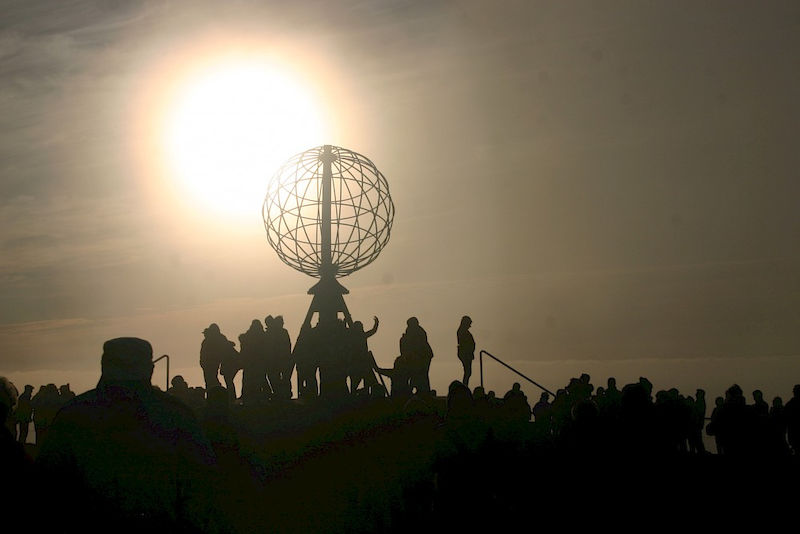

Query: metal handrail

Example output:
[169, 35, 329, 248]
[153, 354, 169, 392]
[479, 349, 555, 397]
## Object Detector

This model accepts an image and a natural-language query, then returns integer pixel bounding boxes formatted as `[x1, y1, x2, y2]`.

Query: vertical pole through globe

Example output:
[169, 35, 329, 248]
[320, 145, 333, 274]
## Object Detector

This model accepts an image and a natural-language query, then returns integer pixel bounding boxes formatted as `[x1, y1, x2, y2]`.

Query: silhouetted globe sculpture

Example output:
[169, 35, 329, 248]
[263, 145, 394, 279]
[262, 145, 394, 399]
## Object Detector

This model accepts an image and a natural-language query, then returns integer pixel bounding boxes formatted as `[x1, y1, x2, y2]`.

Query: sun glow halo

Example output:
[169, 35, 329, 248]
[164, 61, 326, 219]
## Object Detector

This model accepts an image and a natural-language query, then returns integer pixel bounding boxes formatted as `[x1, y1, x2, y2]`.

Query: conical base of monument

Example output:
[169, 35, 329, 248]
[293, 275, 353, 399]
[303, 275, 353, 328]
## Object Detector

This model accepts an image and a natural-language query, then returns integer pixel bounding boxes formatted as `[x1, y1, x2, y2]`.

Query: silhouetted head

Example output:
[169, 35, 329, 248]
[447, 380, 472, 414]
[696, 389, 705, 399]
[512, 382, 521, 392]
[793, 384, 800, 399]
[24, 384, 33, 393]
[753, 389, 764, 402]
[540, 392, 549, 402]
[353, 321, 364, 332]
[249, 319, 263, 332]
[460, 316, 472, 329]
[773, 396, 784, 409]
[607, 377, 617, 389]
[568, 378, 579, 390]
[715, 396, 724, 408]
[725, 384, 744, 402]
[171, 375, 188, 388]
[406, 317, 419, 328]
[473, 386, 485, 399]
[59, 384, 71, 395]
[0, 376, 18, 423]
[275, 315, 284, 328]
[580, 373, 590, 384]
[100, 337, 154, 383]
[638, 377, 653, 395]
[203, 323, 220, 336]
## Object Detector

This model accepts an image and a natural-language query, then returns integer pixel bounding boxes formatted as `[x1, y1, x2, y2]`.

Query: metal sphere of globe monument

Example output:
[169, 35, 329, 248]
[262, 145, 394, 279]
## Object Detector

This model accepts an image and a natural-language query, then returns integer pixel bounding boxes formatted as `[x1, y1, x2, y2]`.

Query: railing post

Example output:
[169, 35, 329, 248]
[153, 354, 170, 392]
[479, 350, 484, 390]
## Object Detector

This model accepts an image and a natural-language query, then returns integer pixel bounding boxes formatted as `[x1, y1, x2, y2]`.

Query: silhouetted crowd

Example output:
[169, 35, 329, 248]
[2, 315, 800, 531]
[3, 381, 76, 445]
[443, 373, 800, 458]
[198, 314, 437, 404]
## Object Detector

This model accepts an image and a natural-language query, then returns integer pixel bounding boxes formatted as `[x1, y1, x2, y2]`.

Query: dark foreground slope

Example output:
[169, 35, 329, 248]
[27, 395, 800, 533]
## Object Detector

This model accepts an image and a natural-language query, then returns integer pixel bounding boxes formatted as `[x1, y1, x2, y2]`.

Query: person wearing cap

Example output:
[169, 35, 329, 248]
[200, 323, 234, 391]
[36, 337, 218, 533]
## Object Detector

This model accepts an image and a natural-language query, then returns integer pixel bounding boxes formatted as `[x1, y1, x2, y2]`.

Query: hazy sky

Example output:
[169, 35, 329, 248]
[2, 1, 799, 401]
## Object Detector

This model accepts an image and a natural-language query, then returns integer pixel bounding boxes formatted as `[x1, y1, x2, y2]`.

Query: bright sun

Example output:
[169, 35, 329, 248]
[164, 61, 326, 219]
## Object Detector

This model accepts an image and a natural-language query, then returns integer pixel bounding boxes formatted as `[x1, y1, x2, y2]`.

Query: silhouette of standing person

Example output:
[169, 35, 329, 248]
[168, 375, 193, 405]
[785, 384, 800, 455]
[219, 339, 240, 403]
[400, 317, 434, 395]
[239, 319, 267, 404]
[349, 316, 379, 394]
[294, 321, 321, 399]
[319, 318, 351, 399]
[36, 337, 218, 533]
[532, 392, 552, 423]
[14, 384, 33, 443]
[59, 384, 75, 406]
[263, 315, 292, 399]
[689, 389, 707, 454]
[200, 323, 231, 391]
[375, 354, 413, 398]
[31, 383, 60, 446]
[457, 316, 475, 387]
[273, 316, 293, 399]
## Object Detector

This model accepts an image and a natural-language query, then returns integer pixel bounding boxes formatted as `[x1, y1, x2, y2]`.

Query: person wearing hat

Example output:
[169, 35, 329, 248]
[200, 323, 234, 392]
[36, 337, 218, 532]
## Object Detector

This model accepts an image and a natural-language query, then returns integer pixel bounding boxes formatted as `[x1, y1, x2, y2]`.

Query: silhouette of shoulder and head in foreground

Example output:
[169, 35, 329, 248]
[36, 337, 218, 533]
[0, 376, 18, 435]
[1, 376, 34, 514]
